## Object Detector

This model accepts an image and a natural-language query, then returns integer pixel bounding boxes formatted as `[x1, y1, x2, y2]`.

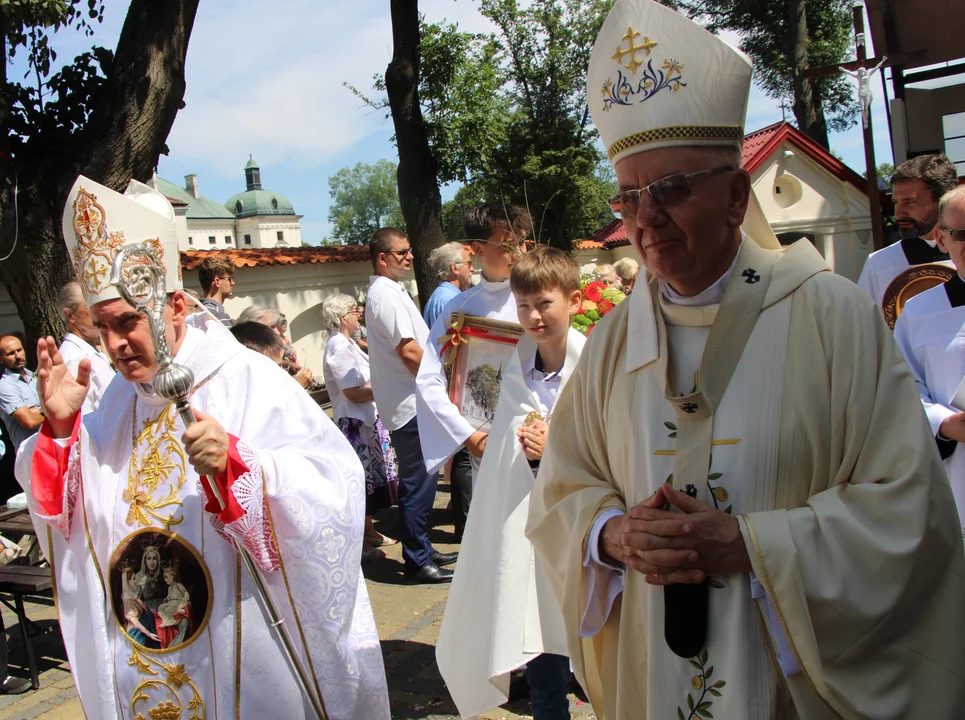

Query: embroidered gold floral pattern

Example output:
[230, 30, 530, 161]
[127, 402, 187, 529]
[71, 189, 126, 296]
[70, 186, 167, 298]
[128, 648, 204, 720]
[677, 648, 725, 720]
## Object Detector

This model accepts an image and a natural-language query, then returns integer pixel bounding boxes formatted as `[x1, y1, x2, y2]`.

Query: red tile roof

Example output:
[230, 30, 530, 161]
[585, 122, 893, 249]
[180, 246, 369, 271]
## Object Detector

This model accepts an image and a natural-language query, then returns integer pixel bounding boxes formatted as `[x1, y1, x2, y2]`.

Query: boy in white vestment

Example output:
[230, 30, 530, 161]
[437, 248, 585, 719]
[416, 204, 532, 478]
[895, 183, 965, 537]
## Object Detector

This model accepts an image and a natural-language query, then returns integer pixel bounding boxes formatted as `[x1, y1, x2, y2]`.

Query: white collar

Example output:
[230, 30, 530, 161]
[521, 346, 564, 381]
[63, 332, 104, 358]
[370, 274, 406, 289]
[659, 239, 744, 307]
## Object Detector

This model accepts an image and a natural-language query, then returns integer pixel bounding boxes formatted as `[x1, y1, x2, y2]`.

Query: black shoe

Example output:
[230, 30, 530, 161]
[405, 562, 454, 584]
[0, 676, 31, 695]
[430, 550, 458, 567]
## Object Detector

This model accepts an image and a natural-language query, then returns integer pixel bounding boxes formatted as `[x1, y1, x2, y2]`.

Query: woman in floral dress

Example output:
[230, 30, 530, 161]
[322, 294, 399, 560]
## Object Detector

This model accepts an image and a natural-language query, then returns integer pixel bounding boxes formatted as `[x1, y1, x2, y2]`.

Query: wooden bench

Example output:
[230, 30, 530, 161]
[0, 565, 52, 688]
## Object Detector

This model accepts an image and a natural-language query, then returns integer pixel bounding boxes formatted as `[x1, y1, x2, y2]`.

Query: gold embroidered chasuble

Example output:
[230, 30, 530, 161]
[527, 239, 965, 719]
[16, 313, 390, 720]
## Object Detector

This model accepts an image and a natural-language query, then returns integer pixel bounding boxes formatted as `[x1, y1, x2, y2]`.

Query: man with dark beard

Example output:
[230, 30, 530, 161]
[857, 154, 959, 305]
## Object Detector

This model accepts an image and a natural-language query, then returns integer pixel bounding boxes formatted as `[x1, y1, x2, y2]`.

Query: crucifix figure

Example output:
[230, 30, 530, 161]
[840, 55, 887, 129]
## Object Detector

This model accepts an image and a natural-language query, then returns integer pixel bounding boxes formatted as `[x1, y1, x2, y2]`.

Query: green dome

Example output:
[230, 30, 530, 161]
[227, 156, 296, 217]
[226, 189, 295, 218]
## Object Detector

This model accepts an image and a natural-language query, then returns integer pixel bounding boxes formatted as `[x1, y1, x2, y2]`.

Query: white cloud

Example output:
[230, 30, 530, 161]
[164, 0, 503, 174]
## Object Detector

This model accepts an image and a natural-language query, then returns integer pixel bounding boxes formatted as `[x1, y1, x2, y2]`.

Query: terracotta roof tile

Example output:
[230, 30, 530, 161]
[180, 246, 369, 271]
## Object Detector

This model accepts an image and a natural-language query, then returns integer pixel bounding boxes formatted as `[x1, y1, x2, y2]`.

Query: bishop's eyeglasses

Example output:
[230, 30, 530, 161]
[940, 226, 965, 244]
[607, 165, 735, 218]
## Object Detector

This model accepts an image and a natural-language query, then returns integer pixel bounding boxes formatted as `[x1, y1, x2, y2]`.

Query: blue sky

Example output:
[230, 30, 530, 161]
[11, 0, 897, 244]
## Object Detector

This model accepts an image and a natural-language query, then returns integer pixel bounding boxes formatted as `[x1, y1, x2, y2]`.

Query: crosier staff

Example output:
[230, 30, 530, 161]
[109, 243, 328, 720]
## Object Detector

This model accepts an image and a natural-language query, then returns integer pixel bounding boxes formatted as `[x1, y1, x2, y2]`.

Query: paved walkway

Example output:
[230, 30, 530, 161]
[0, 483, 597, 719]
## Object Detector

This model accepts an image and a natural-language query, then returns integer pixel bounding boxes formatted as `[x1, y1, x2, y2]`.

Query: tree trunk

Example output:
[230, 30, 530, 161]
[0, 0, 199, 355]
[785, 0, 830, 148]
[384, 0, 446, 308]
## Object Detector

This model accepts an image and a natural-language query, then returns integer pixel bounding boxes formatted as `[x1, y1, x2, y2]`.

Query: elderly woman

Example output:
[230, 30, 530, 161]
[592, 262, 622, 289]
[237, 304, 314, 389]
[322, 293, 399, 560]
[614, 256, 640, 293]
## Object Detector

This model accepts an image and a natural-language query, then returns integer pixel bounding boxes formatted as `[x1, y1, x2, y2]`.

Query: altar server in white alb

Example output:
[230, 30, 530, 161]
[437, 248, 584, 719]
[895, 183, 965, 537]
[856, 153, 958, 305]
[16, 176, 390, 719]
[526, 2, 965, 719]
[416, 204, 532, 475]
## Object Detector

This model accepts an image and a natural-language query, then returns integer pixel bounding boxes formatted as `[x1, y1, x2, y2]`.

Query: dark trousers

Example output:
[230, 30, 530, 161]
[389, 415, 439, 570]
[449, 447, 473, 536]
[525, 653, 571, 720]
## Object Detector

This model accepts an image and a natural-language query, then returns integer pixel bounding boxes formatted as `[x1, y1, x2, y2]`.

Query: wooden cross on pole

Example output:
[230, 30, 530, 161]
[801, 8, 922, 252]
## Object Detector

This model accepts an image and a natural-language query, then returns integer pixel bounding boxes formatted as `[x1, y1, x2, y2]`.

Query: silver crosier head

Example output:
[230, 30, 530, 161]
[109, 243, 194, 404]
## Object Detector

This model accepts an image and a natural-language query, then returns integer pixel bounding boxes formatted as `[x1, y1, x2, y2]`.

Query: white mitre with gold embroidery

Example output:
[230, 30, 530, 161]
[589, 0, 779, 249]
[62, 175, 183, 307]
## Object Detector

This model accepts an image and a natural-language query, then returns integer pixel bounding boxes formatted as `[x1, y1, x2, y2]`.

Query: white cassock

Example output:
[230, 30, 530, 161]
[527, 239, 965, 719]
[58, 332, 116, 414]
[894, 274, 965, 536]
[16, 312, 390, 720]
[856, 236, 952, 304]
[435, 330, 585, 717]
[415, 276, 519, 473]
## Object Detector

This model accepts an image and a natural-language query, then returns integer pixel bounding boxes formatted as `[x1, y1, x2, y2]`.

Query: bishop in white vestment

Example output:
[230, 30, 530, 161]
[16, 177, 390, 720]
[895, 184, 965, 537]
[526, 3, 965, 719]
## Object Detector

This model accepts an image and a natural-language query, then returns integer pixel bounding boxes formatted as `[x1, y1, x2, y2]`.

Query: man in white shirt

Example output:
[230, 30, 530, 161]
[57, 281, 115, 415]
[857, 154, 959, 306]
[895, 183, 965, 538]
[365, 228, 457, 583]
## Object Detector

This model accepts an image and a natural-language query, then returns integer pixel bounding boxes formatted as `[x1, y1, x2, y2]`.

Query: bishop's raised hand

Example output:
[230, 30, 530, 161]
[36, 336, 89, 438]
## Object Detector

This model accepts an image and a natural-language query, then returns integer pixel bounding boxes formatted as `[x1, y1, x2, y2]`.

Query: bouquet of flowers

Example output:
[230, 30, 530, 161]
[571, 277, 627, 335]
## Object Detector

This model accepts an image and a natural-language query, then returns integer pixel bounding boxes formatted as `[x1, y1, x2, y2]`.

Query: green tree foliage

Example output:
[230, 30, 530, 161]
[350, 1, 618, 250]
[669, 0, 859, 146]
[0, 0, 198, 346]
[865, 162, 895, 189]
[327, 160, 406, 245]
[440, 0, 617, 249]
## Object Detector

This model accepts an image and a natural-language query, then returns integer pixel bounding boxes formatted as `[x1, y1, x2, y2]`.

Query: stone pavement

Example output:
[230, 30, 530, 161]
[0, 482, 597, 720]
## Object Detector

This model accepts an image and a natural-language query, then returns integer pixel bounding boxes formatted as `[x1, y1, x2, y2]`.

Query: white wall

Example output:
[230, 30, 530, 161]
[750, 141, 873, 282]
[183, 260, 417, 375]
[234, 217, 302, 248]
[186, 218, 237, 251]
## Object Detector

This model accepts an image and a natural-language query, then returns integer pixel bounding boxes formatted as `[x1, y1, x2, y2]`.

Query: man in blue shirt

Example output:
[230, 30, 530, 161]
[0, 335, 42, 456]
[423, 242, 473, 327]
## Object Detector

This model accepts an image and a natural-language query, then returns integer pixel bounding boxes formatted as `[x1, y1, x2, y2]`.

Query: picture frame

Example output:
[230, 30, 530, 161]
[443, 312, 524, 434]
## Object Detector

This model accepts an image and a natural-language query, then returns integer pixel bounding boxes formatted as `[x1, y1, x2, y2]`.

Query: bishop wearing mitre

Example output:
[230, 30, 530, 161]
[526, 2, 965, 719]
[16, 177, 390, 719]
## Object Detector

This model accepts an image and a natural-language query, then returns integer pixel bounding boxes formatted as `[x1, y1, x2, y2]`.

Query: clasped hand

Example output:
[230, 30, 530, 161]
[600, 482, 751, 585]
[517, 418, 549, 462]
